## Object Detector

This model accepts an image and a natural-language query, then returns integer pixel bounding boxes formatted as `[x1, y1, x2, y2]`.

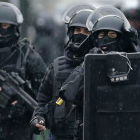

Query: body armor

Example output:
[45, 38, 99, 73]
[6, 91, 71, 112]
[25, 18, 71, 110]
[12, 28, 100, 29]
[53, 56, 80, 138]
[0, 39, 33, 139]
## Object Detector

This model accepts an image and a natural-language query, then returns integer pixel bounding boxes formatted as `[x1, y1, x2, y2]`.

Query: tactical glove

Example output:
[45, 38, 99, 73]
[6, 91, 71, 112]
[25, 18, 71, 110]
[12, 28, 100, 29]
[88, 47, 104, 54]
[8, 100, 27, 119]
[81, 47, 103, 67]
[30, 116, 45, 135]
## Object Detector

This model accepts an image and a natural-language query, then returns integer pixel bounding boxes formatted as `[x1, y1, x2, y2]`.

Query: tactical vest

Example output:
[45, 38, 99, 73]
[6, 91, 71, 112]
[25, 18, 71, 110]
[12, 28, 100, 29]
[0, 39, 34, 139]
[0, 39, 31, 79]
[53, 56, 80, 138]
[0, 39, 32, 122]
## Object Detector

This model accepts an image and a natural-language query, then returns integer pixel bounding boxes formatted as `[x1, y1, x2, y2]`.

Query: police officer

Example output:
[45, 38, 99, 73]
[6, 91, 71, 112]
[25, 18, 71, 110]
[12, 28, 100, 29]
[30, 3, 95, 140]
[0, 2, 46, 140]
[58, 5, 140, 140]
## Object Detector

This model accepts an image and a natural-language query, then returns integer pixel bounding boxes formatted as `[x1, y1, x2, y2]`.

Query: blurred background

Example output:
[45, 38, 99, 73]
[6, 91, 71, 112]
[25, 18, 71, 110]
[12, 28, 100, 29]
[2, 0, 138, 41]
[1, 0, 140, 64]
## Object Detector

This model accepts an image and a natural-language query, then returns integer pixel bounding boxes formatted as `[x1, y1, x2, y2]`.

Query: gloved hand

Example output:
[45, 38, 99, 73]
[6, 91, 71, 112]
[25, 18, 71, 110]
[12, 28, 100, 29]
[123, 25, 140, 48]
[88, 47, 104, 54]
[30, 116, 46, 135]
[81, 47, 104, 67]
[8, 100, 27, 119]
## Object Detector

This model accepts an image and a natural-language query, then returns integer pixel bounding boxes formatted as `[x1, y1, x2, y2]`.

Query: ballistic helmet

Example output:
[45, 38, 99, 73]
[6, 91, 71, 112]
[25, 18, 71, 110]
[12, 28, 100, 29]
[62, 3, 95, 37]
[86, 6, 137, 53]
[0, 2, 23, 45]
[0, 2, 23, 28]
[86, 6, 131, 33]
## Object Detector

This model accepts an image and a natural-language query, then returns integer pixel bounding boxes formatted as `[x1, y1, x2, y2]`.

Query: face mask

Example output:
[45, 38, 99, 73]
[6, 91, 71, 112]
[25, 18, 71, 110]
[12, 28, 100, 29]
[0, 25, 18, 47]
[71, 34, 87, 44]
[97, 35, 118, 51]
[0, 24, 15, 35]
[97, 31, 124, 52]
[69, 34, 92, 57]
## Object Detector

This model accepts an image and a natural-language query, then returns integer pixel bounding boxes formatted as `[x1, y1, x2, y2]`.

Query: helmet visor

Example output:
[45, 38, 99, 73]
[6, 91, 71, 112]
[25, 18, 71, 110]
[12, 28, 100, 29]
[62, 3, 95, 24]
[0, 2, 23, 24]
[86, 6, 131, 32]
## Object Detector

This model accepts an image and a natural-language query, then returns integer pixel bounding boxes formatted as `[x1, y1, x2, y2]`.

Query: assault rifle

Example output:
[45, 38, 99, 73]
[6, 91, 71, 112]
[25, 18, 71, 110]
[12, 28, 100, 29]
[0, 70, 38, 111]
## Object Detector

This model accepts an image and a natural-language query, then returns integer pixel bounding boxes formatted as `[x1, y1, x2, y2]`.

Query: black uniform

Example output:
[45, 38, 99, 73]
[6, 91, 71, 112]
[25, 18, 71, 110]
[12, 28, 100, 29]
[0, 2, 47, 140]
[31, 4, 96, 140]
[59, 5, 140, 140]
[0, 38, 46, 140]
[59, 66, 84, 140]
[33, 55, 81, 139]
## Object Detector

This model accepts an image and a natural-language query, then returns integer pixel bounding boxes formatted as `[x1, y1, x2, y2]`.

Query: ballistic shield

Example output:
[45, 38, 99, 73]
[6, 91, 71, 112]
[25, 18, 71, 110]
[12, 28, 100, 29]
[84, 52, 140, 140]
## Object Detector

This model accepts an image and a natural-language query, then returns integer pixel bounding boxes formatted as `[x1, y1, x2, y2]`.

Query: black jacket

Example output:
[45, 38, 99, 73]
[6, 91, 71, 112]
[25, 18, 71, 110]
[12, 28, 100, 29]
[0, 38, 46, 140]
[59, 65, 84, 105]
[32, 55, 81, 138]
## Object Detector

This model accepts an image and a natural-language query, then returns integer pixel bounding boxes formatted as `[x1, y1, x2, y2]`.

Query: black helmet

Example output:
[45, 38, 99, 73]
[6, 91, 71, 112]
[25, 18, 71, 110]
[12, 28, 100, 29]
[0, 2, 23, 25]
[86, 6, 137, 53]
[68, 10, 93, 29]
[62, 4, 95, 63]
[86, 6, 131, 33]
[62, 3, 95, 37]
[90, 16, 124, 34]
[0, 2, 23, 47]
[0, 2, 23, 30]
[62, 3, 96, 24]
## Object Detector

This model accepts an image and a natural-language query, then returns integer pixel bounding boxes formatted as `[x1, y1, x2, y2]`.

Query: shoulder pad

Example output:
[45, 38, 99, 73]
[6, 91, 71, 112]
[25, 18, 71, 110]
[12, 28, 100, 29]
[53, 56, 76, 79]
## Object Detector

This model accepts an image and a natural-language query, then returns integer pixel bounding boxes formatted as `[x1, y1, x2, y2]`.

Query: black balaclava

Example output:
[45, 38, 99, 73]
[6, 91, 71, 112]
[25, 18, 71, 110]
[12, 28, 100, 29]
[96, 30, 124, 52]
[64, 34, 91, 64]
[64, 27, 92, 63]
[0, 24, 19, 48]
[69, 33, 91, 57]
[71, 33, 87, 44]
